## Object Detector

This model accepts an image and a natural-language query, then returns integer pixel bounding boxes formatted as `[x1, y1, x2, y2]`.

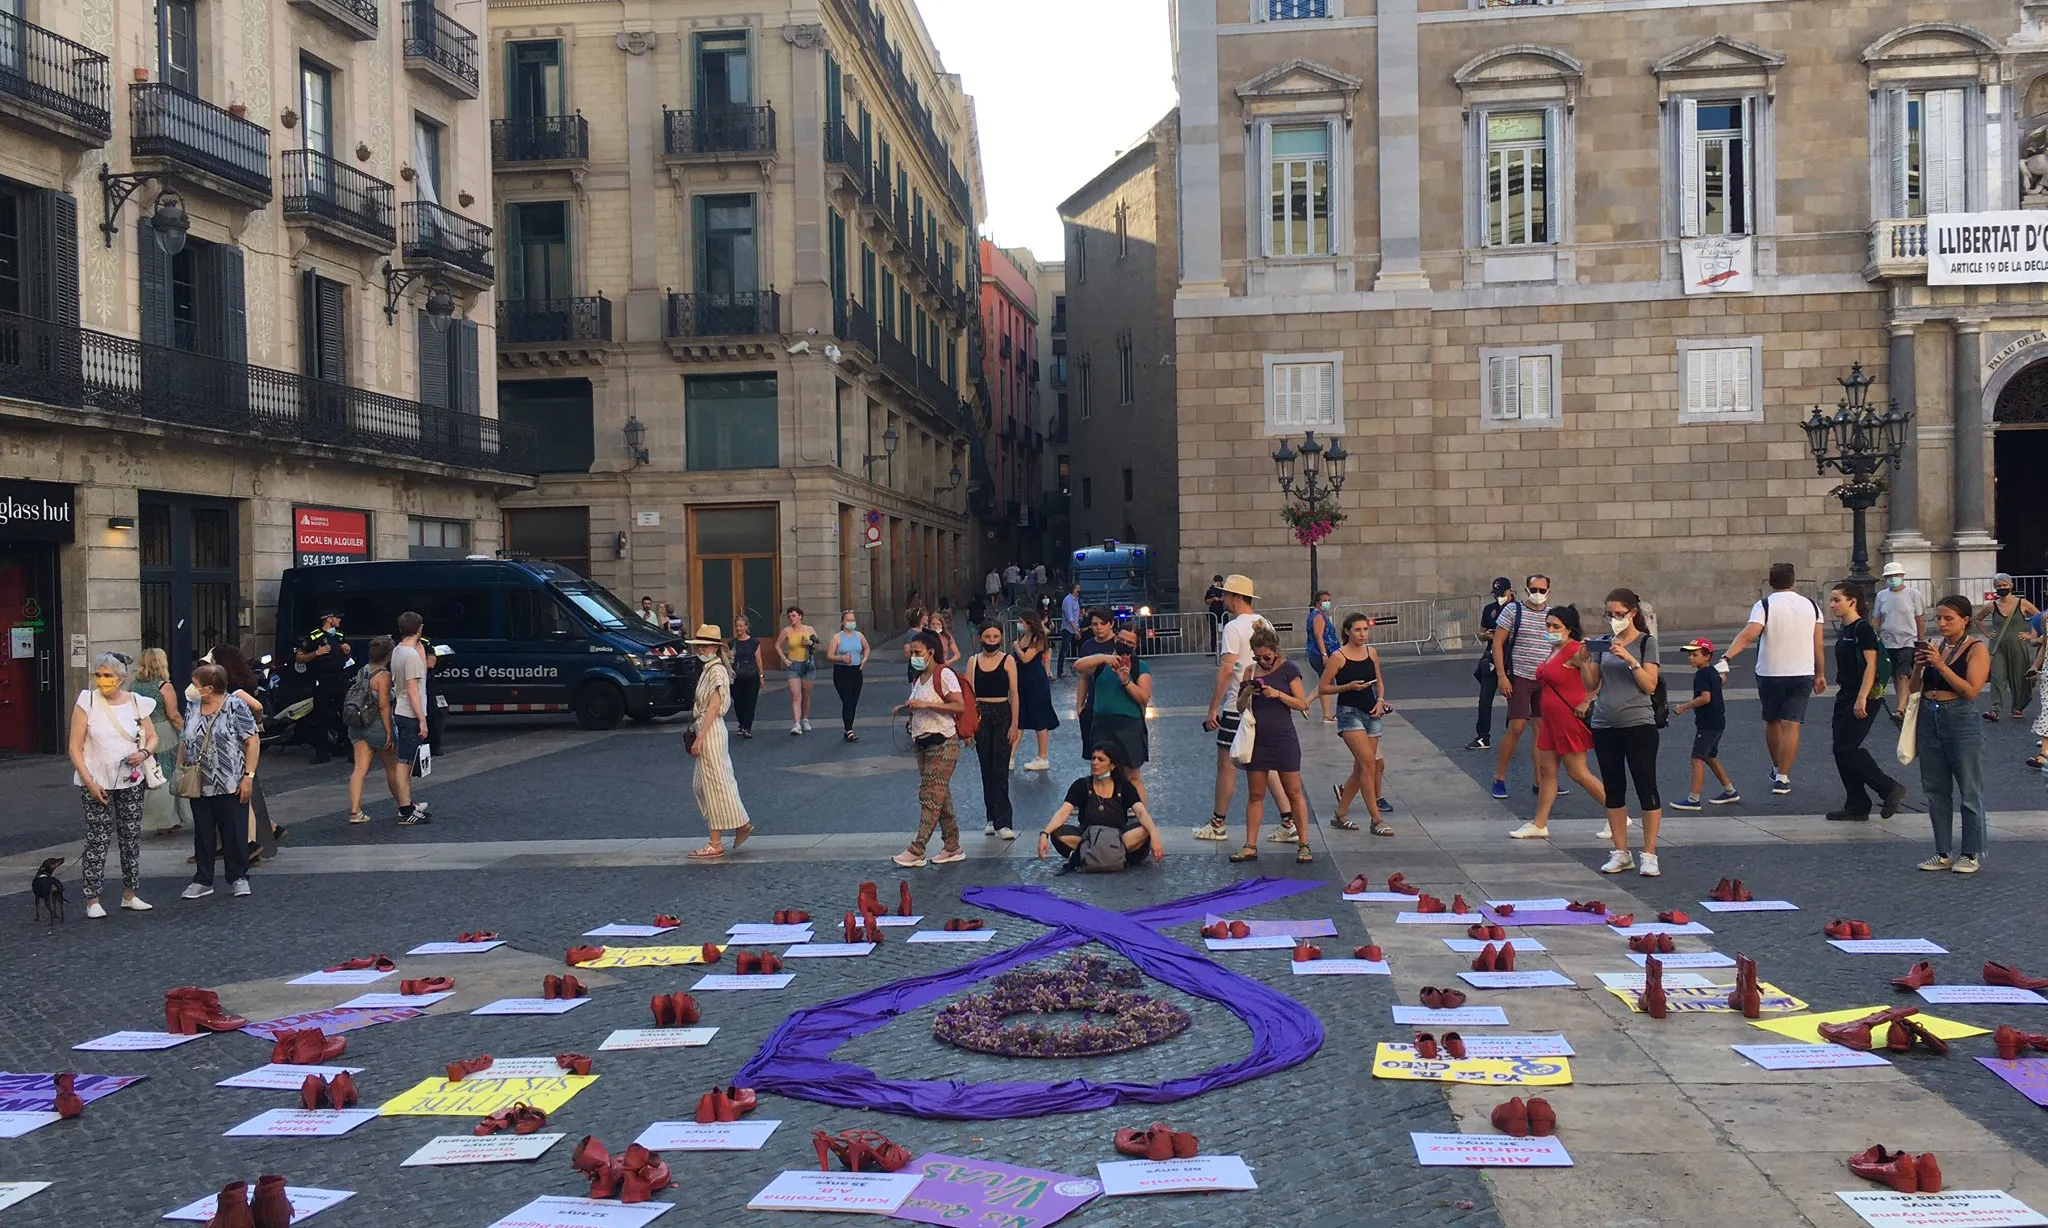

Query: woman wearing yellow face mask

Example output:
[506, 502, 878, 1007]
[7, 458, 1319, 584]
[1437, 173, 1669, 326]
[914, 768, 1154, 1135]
[66, 652, 159, 917]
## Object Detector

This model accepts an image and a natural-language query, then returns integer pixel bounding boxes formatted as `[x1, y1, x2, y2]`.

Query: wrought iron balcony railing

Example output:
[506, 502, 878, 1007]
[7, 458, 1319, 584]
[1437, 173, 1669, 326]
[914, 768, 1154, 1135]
[0, 13, 112, 138]
[287, 0, 378, 40]
[281, 148, 395, 243]
[497, 296, 612, 345]
[401, 199, 492, 281]
[491, 115, 588, 164]
[834, 296, 878, 358]
[401, 0, 478, 95]
[663, 105, 776, 158]
[0, 309, 535, 474]
[665, 290, 780, 338]
[129, 82, 270, 198]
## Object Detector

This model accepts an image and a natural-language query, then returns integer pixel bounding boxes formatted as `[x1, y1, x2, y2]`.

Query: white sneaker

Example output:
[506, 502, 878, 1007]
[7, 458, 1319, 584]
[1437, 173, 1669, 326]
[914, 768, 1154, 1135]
[999, 828, 1017, 841]
[802, 719, 813, 732]
[1600, 849, 1635, 874]
[181, 883, 213, 900]
[1638, 853, 1662, 877]
[1952, 855, 1982, 874]
[931, 848, 967, 865]
[1506, 823, 1550, 840]
[1192, 821, 1230, 841]
[1024, 758, 1050, 772]
[120, 897, 153, 912]
[1917, 854, 1953, 871]
[791, 723, 803, 736]
[85, 901, 107, 919]
[984, 821, 998, 835]
[230, 879, 251, 897]
[893, 851, 928, 868]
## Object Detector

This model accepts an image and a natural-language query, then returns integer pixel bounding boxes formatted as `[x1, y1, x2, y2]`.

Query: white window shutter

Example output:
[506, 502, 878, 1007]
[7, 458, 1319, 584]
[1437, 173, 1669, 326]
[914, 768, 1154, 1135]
[1487, 355, 1513, 420]
[1740, 96, 1757, 234]
[1728, 347, 1752, 414]
[1272, 363, 1294, 428]
[1312, 362, 1336, 426]
[1679, 98, 1701, 238]
[1523, 356, 1552, 421]
[1884, 89, 1910, 218]
[1925, 89, 1968, 214]
[1686, 350, 1707, 415]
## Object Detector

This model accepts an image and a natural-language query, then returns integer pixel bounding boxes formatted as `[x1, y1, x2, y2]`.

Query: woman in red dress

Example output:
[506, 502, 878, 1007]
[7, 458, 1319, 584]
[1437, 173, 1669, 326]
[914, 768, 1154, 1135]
[1508, 606, 1608, 840]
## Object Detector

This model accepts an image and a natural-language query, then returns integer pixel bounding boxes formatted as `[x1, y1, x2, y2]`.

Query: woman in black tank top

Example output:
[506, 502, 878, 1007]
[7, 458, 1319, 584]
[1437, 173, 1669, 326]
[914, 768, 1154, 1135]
[969, 623, 1020, 836]
[1316, 614, 1394, 836]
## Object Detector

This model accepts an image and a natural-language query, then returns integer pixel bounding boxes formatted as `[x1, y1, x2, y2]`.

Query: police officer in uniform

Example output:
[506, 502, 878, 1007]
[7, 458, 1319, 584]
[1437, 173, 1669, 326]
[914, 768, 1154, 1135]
[295, 609, 351, 763]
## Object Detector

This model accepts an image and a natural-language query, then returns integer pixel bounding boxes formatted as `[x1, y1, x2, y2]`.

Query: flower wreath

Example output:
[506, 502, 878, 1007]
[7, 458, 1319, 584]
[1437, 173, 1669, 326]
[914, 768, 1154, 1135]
[932, 956, 1193, 1058]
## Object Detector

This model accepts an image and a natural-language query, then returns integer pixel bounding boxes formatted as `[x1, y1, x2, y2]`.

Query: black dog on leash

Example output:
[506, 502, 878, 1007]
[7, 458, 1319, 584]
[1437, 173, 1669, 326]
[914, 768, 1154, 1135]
[32, 857, 65, 924]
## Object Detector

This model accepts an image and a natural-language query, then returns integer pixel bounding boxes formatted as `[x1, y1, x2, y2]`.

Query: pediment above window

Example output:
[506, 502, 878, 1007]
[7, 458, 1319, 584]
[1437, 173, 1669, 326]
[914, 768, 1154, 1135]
[1862, 23, 1998, 86]
[1651, 36, 1785, 101]
[1236, 59, 1364, 120]
[1454, 45, 1583, 110]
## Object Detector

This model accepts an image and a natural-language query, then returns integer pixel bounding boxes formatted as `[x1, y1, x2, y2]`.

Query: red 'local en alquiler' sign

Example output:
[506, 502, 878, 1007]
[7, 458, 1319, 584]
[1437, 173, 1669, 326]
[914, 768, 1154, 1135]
[293, 507, 370, 566]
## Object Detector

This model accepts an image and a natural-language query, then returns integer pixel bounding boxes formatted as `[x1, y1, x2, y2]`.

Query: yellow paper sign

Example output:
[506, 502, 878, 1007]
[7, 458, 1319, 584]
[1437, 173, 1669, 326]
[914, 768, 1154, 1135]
[577, 946, 713, 969]
[1370, 1043, 1573, 1086]
[377, 1075, 597, 1117]
[1604, 982, 1808, 1015]
[1749, 1007, 1990, 1044]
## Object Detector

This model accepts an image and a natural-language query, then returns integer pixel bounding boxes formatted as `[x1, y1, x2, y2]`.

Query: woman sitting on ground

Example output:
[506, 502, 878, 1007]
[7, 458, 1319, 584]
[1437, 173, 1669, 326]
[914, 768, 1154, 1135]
[1035, 743, 1164, 870]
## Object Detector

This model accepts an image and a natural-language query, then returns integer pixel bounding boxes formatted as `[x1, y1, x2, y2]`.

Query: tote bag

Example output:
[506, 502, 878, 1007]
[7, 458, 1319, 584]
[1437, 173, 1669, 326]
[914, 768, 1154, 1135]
[1895, 692, 1921, 766]
[1229, 704, 1258, 767]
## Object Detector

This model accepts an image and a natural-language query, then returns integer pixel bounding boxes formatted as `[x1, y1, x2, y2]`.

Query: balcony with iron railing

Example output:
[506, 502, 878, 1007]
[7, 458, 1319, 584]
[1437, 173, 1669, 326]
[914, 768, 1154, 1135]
[833, 296, 878, 359]
[824, 120, 869, 198]
[827, 0, 973, 226]
[665, 290, 781, 339]
[492, 115, 588, 167]
[130, 83, 270, 202]
[400, 199, 492, 285]
[497, 296, 612, 346]
[0, 309, 535, 476]
[663, 106, 776, 160]
[288, 0, 378, 41]
[0, 13, 112, 144]
[1867, 218, 1930, 281]
[281, 148, 395, 248]
[401, 0, 479, 99]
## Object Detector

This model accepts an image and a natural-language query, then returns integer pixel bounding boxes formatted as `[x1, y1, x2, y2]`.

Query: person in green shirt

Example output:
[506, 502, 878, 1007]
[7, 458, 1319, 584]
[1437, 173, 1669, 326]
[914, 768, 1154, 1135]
[1074, 627, 1152, 804]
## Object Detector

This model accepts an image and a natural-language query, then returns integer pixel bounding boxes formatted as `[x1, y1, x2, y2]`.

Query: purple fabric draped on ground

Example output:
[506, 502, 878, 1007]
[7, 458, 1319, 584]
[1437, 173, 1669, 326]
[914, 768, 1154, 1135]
[733, 876, 1326, 1119]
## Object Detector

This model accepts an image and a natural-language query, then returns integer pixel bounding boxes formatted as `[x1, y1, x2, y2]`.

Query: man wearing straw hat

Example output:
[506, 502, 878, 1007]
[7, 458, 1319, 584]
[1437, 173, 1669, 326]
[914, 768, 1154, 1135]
[683, 624, 754, 859]
[1200, 575, 1276, 842]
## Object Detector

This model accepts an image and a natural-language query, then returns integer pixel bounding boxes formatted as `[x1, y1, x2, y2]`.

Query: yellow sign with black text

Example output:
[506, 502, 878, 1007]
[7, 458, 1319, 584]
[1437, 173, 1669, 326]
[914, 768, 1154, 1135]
[1370, 1044, 1573, 1086]
[577, 946, 716, 969]
[377, 1075, 597, 1117]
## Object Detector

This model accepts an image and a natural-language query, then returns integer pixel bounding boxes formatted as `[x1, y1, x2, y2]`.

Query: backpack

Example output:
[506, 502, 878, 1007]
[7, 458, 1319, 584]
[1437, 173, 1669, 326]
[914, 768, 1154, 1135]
[1651, 674, 1670, 729]
[945, 669, 979, 742]
[341, 667, 383, 728]
[1076, 826, 1126, 873]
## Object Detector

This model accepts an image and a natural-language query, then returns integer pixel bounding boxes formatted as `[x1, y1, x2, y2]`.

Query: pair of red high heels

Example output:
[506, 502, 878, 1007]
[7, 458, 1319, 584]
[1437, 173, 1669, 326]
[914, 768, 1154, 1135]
[695, 1085, 759, 1123]
[1628, 933, 1675, 955]
[1354, 944, 1384, 962]
[202, 1176, 292, 1228]
[455, 930, 497, 943]
[1818, 1006, 1934, 1052]
[1200, 920, 1252, 940]
[474, 1102, 548, 1136]
[1995, 1025, 2048, 1059]
[573, 1137, 673, 1202]
[1491, 1096, 1556, 1137]
[543, 974, 588, 1000]
[814, 1128, 912, 1172]
[855, 881, 915, 918]
[399, 977, 453, 996]
[1637, 955, 1669, 1019]
[734, 952, 784, 975]
[1112, 1123, 1198, 1161]
[269, 1029, 347, 1066]
[1419, 986, 1468, 1010]
[772, 909, 811, 925]
[1824, 918, 1874, 940]
[1709, 878, 1753, 903]
[652, 914, 680, 928]
[297, 1073, 357, 1111]
[1412, 1032, 1466, 1060]
[942, 918, 984, 931]
[165, 987, 249, 1035]
[445, 1054, 495, 1082]
[1565, 900, 1606, 915]
[842, 911, 887, 944]
[1848, 1146, 1942, 1194]
[1414, 894, 1448, 914]
[1471, 942, 1517, 973]
[1466, 923, 1507, 941]
[323, 954, 394, 973]
[650, 992, 702, 1028]
[557, 1053, 593, 1076]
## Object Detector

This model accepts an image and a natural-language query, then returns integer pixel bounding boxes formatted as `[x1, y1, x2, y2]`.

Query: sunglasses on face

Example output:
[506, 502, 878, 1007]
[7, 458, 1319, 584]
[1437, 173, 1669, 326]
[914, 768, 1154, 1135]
[1528, 587, 1549, 595]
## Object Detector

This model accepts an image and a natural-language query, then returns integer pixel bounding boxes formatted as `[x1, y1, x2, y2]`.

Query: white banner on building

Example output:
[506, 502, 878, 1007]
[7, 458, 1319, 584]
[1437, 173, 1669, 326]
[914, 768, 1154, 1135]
[1680, 236, 1754, 294]
[1928, 212, 2048, 285]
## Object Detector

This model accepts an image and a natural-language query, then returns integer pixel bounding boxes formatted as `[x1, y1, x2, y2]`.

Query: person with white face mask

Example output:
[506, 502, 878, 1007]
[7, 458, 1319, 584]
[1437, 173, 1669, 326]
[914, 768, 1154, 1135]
[892, 631, 967, 868]
[1872, 562, 1926, 723]
[1306, 590, 1340, 723]
[1588, 588, 1664, 876]
[828, 610, 871, 743]
[683, 626, 753, 859]
[1490, 573, 1565, 802]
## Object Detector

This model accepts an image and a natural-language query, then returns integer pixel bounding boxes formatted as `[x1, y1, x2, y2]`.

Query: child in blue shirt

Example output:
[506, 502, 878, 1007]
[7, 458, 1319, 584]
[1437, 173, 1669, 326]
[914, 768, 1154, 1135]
[1669, 638, 1739, 809]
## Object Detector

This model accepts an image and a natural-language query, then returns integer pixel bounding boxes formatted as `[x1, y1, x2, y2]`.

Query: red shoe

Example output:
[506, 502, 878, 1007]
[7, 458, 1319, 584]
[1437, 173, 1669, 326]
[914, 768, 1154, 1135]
[1710, 878, 1736, 902]
[290, 1030, 348, 1065]
[1450, 894, 1470, 914]
[1657, 910, 1690, 926]
[1201, 922, 1229, 940]
[700, 943, 722, 963]
[1443, 1032, 1467, 1059]
[1291, 942, 1322, 962]
[724, 1086, 758, 1116]
[1144, 1123, 1175, 1162]
[694, 1092, 720, 1124]
[1732, 880, 1753, 902]
[543, 974, 564, 1000]
[1345, 874, 1372, 895]
[865, 913, 885, 944]
[565, 946, 605, 966]
[1818, 1021, 1874, 1051]
[1416, 894, 1447, 914]
[1227, 920, 1251, 939]
[1489, 924, 1508, 941]
[560, 975, 587, 998]
[1467, 924, 1492, 940]
[843, 911, 860, 942]
[1170, 1130, 1199, 1159]
[508, 1103, 548, 1135]
[249, 1174, 293, 1228]
[1891, 962, 1937, 991]
[651, 994, 676, 1028]
[326, 1072, 359, 1109]
[1498, 942, 1517, 972]
[556, 1053, 592, 1076]
[1386, 873, 1420, 895]
[1997, 1024, 2029, 1060]
[1850, 921, 1873, 939]
[1567, 900, 1606, 915]
[299, 1074, 327, 1112]
[1492, 904, 1515, 917]
[735, 952, 761, 975]
[1607, 914, 1636, 929]
[1490, 1097, 1530, 1137]
[457, 931, 497, 943]
[1637, 956, 1668, 1019]
[52, 1072, 83, 1119]
[1902, 1019, 1950, 1055]
[1657, 934, 1676, 954]
[857, 881, 880, 915]
[1355, 944, 1384, 962]
[943, 918, 959, 931]
[205, 1181, 255, 1228]
[671, 993, 700, 1026]
[1985, 962, 2048, 991]
[324, 954, 394, 972]
[1627, 935, 1656, 954]
[1525, 1097, 1557, 1137]
[759, 953, 784, 975]
[446, 1054, 494, 1082]
[573, 1136, 623, 1199]
[1916, 1153, 1942, 1193]
[167, 987, 249, 1034]
[1824, 919, 1858, 940]
[1885, 1021, 1914, 1053]
[1112, 1127, 1153, 1158]
[898, 881, 914, 917]
[475, 1107, 516, 1136]
[1472, 944, 1498, 973]
[1421, 987, 1467, 1010]
[1413, 1033, 1438, 1059]
[402, 976, 454, 995]
[653, 914, 679, 928]
[1847, 1145, 1920, 1194]
[621, 1143, 672, 1203]
[786, 910, 811, 924]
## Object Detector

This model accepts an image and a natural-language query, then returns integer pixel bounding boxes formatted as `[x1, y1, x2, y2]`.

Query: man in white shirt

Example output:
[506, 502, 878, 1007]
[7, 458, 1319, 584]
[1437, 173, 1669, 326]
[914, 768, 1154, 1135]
[1872, 561, 1926, 722]
[639, 596, 659, 625]
[1720, 562, 1826, 795]
[388, 611, 434, 825]
[985, 569, 1002, 605]
[1003, 563, 1022, 605]
[1200, 575, 1284, 841]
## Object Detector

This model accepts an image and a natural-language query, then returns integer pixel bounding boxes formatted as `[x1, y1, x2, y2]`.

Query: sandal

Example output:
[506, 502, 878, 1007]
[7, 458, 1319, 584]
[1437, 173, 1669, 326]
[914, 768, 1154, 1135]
[1371, 819, 1397, 837]
[1296, 842, 1314, 864]
[2028, 756, 2045, 769]
[731, 824, 754, 851]
[687, 844, 725, 860]
[1228, 845, 1259, 863]
[1330, 815, 1361, 831]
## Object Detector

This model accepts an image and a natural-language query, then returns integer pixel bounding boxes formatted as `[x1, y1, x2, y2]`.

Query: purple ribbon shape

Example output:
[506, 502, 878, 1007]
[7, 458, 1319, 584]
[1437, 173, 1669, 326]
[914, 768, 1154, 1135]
[733, 877, 1325, 1119]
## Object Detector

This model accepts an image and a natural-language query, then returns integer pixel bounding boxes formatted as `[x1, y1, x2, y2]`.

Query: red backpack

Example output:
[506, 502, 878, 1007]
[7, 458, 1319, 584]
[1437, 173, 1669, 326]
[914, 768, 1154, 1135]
[946, 668, 979, 742]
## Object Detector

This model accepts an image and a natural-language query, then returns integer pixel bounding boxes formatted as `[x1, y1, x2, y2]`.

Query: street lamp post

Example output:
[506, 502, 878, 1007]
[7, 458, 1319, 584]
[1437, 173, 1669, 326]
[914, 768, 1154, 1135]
[1799, 362, 1913, 586]
[1271, 429, 1349, 607]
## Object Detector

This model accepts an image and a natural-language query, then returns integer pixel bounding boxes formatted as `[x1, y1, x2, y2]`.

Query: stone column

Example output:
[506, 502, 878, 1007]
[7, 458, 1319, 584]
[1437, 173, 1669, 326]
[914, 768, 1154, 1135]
[1882, 323, 1933, 572]
[1373, 0, 1429, 291]
[1950, 319, 2000, 579]
[1175, 0, 1226, 298]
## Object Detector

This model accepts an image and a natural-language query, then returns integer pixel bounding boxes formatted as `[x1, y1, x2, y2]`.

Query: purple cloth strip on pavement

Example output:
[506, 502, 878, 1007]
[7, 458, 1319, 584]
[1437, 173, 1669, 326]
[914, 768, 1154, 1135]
[734, 877, 1325, 1119]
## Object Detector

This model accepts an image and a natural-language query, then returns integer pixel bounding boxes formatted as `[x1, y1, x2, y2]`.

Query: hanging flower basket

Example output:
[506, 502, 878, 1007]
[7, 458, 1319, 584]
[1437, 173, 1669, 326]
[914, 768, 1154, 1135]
[1280, 498, 1345, 549]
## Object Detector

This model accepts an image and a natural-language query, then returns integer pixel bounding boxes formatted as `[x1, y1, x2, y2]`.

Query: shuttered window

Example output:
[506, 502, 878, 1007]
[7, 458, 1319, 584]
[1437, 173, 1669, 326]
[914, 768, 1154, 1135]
[1906, 88, 1968, 218]
[418, 312, 479, 412]
[1268, 360, 1337, 430]
[1684, 346, 1752, 417]
[1680, 98, 1752, 238]
[1485, 353, 1554, 423]
[300, 272, 347, 385]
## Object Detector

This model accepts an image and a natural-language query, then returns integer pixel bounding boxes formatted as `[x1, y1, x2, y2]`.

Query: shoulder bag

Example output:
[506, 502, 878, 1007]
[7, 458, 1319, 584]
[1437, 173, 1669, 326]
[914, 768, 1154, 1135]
[1228, 697, 1258, 767]
[174, 709, 217, 798]
[98, 693, 166, 789]
[1077, 825, 1126, 873]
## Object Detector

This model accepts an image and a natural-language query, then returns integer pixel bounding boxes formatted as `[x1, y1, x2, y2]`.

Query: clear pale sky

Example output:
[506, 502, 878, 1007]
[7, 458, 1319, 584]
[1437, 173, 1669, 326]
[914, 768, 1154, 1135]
[917, 0, 1179, 262]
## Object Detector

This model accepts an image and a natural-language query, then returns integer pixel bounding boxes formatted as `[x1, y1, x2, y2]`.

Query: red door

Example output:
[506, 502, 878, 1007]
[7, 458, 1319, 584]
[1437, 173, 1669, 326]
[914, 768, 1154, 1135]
[0, 553, 39, 753]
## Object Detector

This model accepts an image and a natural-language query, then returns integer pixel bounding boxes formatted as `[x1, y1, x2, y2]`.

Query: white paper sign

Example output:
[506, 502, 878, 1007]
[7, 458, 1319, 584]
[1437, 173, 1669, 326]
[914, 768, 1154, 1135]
[1203, 935, 1295, 952]
[1917, 986, 2047, 1006]
[1459, 970, 1574, 990]
[0, 1183, 51, 1212]
[780, 943, 876, 959]
[1698, 899, 1799, 913]
[906, 930, 997, 943]
[471, 997, 589, 1015]
[691, 974, 795, 991]
[1733, 1044, 1893, 1071]
[406, 941, 506, 955]
[1396, 912, 1487, 925]
[724, 924, 815, 942]
[217, 1064, 365, 1090]
[1626, 951, 1735, 968]
[288, 968, 394, 986]
[584, 923, 675, 938]
[1444, 938, 1548, 954]
[335, 991, 454, 1009]
[1610, 922, 1714, 937]
[1486, 898, 1570, 912]
[1392, 1005, 1511, 1026]
[1343, 892, 1422, 903]
[400, 1133, 566, 1166]
[223, 1108, 381, 1138]
[598, 1028, 718, 1052]
[1097, 1155, 1258, 1196]
[453, 1057, 579, 1080]
[746, 1171, 922, 1213]
[873, 915, 922, 927]
[485, 1196, 675, 1228]
[1828, 939, 1949, 955]
[1387, 1035, 1575, 1058]
[633, 1119, 781, 1151]
[1291, 959, 1390, 976]
[0, 1112, 59, 1138]
[1412, 1132, 1574, 1167]
[1836, 1188, 2048, 1227]
[163, 1186, 355, 1222]
[1596, 971, 1718, 991]
[73, 1030, 207, 1051]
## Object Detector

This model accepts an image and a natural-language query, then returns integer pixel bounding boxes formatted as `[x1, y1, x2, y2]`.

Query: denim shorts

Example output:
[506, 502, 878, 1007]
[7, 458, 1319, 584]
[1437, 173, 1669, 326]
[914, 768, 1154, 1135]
[1757, 675, 1813, 724]
[1336, 707, 1383, 736]
[787, 660, 816, 680]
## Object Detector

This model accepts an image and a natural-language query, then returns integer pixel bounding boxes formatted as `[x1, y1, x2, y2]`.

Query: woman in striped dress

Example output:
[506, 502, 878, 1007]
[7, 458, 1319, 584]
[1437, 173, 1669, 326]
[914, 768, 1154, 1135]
[685, 625, 754, 859]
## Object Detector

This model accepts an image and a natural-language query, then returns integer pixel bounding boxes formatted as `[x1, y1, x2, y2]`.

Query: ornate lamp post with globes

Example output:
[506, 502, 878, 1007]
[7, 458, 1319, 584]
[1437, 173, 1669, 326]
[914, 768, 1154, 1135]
[1271, 430, 1348, 607]
[1799, 362, 1913, 586]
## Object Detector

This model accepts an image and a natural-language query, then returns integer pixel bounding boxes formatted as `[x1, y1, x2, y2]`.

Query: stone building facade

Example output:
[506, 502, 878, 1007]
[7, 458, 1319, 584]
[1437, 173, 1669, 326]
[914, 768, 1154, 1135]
[1031, 257, 1071, 562]
[1175, 0, 2048, 626]
[487, 0, 984, 635]
[976, 242, 1042, 571]
[1062, 110, 1183, 599]
[0, 0, 523, 755]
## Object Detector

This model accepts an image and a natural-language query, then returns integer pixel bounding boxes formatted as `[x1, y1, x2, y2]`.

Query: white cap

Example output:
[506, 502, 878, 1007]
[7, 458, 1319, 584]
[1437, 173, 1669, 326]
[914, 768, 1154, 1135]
[1881, 561, 1906, 578]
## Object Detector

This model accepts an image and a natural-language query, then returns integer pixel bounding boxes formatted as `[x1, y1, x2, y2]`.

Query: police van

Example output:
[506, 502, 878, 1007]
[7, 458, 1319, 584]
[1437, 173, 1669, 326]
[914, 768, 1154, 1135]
[273, 559, 697, 730]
